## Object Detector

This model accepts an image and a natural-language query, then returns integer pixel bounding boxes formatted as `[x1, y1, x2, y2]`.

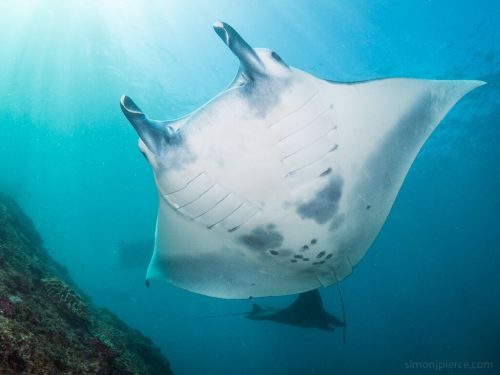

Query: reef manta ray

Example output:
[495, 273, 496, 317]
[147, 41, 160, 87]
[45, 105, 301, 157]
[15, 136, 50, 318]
[247, 289, 346, 331]
[120, 22, 484, 299]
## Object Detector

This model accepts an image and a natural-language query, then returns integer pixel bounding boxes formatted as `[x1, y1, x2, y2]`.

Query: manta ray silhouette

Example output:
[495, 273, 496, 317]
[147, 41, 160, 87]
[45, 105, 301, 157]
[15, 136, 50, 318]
[247, 289, 346, 331]
[192, 289, 346, 333]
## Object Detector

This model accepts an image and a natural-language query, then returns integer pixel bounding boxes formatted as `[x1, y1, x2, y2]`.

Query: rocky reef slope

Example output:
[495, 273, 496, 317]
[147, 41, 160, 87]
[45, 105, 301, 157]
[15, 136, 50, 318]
[0, 193, 172, 374]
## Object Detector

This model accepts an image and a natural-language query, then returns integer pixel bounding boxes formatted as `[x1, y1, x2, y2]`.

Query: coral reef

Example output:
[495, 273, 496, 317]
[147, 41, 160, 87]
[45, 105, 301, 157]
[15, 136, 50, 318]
[41, 277, 90, 326]
[0, 193, 173, 374]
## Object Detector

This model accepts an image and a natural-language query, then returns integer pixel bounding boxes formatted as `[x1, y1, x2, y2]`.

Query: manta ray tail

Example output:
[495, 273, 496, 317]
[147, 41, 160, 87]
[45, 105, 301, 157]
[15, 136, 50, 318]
[336, 282, 347, 344]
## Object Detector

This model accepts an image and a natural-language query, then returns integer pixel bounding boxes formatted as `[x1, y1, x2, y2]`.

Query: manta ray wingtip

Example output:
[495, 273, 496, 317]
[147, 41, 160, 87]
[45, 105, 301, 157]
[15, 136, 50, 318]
[465, 79, 487, 90]
[458, 79, 487, 94]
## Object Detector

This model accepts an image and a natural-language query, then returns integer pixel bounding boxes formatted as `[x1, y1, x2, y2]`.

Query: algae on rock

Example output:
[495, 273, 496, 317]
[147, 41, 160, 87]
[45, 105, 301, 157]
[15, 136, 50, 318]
[0, 193, 173, 375]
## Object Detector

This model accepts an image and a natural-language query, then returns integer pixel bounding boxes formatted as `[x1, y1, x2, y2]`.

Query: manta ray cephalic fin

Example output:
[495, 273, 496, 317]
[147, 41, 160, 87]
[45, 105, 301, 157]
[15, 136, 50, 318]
[120, 95, 183, 155]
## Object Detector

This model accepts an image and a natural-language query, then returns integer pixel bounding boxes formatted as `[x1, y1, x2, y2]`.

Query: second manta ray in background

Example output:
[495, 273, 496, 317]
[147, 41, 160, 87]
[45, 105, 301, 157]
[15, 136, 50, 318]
[247, 289, 346, 331]
[191, 289, 347, 333]
[121, 22, 485, 299]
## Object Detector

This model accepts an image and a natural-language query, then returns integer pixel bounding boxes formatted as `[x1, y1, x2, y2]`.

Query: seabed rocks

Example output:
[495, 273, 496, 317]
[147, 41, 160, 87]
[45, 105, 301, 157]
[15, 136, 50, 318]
[0, 193, 173, 375]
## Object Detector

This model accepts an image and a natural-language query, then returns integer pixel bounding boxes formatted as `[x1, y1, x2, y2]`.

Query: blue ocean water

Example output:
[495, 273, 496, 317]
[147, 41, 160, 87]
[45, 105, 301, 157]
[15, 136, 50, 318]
[0, 0, 499, 374]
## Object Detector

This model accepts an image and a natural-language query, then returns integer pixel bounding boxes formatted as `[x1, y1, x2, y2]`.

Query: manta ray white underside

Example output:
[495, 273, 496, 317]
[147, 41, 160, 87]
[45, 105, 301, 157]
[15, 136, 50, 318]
[121, 22, 484, 299]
